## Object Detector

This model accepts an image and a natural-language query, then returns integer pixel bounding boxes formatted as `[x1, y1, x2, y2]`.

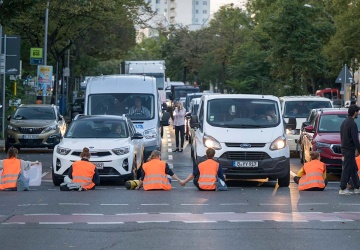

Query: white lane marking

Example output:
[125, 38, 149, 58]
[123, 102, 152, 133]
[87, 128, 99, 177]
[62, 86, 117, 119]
[42, 180, 53, 182]
[39, 222, 73, 225]
[333, 211, 360, 213]
[72, 214, 104, 216]
[168, 149, 172, 152]
[159, 213, 192, 215]
[2, 222, 26, 225]
[59, 203, 89, 206]
[101, 204, 129, 206]
[274, 220, 309, 222]
[116, 213, 148, 215]
[115, 188, 126, 190]
[229, 220, 264, 223]
[166, 130, 170, 133]
[203, 212, 235, 215]
[24, 214, 60, 216]
[168, 155, 173, 160]
[137, 221, 170, 223]
[293, 212, 323, 214]
[181, 204, 209, 206]
[298, 203, 328, 206]
[41, 172, 48, 178]
[167, 134, 170, 138]
[141, 203, 169, 206]
[87, 222, 124, 225]
[168, 143, 172, 147]
[259, 203, 288, 206]
[290, 171, 297, 177]
[48, 189, 58, 191]
[247, 212, 281, 214]
[320, 219, 354, 222]
[167, 139, 171, 142]
[220, 203, 249, 206]
[95, 188, 107, 190]
[183, 221, 217, 223]
[338, 203, 360, 206]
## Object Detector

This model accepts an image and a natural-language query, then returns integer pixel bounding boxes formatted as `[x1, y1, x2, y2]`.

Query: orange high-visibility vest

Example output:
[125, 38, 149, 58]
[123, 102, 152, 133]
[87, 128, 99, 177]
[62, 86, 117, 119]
[0, 158, 21, 190]
[298, 159, 326, 191]
[356, 156, 360, 179]
[142, 159, 171, 191]
[72, 161, 96, 190]
[198, 159, 219, 190]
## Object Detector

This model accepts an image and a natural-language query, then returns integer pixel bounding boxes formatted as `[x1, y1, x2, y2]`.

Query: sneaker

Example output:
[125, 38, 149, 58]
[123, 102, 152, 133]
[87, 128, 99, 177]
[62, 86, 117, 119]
[339, 189, 353, 195]
[354, 188, 360, 195]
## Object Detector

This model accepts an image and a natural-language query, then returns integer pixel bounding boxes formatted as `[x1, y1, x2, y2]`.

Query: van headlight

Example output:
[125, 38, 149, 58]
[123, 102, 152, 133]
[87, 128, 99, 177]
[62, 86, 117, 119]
[270, 136, 286, 150]
[203, 135, 222, 150]
[56, 146, 71, 155]
[143, 128, 157, 139]
[112, 146, 130, 155]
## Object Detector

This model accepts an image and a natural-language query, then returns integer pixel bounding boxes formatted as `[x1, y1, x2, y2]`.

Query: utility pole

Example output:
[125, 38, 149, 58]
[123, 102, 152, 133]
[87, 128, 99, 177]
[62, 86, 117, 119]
[43, 1, 49, 104]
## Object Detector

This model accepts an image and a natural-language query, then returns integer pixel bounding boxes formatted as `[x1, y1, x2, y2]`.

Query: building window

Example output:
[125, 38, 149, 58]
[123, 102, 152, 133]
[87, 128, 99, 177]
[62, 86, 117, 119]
[196, 1, 199, 5]
[203, 10, 207, 14]
[195, 10, 198, 14]
[203, 1, 207, 5]
[156, 0, 160, 3]
[195, 18, 198, 23]
[164, 8, 167, 12]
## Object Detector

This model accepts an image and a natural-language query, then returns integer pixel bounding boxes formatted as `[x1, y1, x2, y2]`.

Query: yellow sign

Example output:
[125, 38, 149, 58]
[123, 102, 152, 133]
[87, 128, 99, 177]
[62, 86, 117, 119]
[30, 48, 43, 59]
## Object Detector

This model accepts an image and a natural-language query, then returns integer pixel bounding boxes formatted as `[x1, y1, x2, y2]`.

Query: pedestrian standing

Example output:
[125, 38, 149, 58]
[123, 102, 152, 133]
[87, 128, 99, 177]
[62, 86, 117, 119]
[339, 105, 360, 195]
[294, 151, 327, 191]
[172, 101, 186, 152]
[0, 147, 40, 191]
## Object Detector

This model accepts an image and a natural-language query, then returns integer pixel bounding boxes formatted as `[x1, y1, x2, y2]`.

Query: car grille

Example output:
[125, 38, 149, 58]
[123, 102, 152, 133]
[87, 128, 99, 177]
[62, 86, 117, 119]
[19, 127, 44, 134]
[225, 143, 266, 148]
[219, 151, 271, 160]
[331, 144, 342, 154]
[71, 151, 112, 157]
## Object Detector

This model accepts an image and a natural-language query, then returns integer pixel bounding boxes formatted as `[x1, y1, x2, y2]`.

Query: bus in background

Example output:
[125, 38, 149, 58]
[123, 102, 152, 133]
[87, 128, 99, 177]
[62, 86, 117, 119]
[315, 88, 340, 100]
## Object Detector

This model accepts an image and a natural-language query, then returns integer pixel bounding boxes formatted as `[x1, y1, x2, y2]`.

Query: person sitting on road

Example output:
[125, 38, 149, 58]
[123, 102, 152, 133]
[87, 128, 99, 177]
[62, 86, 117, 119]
[181, 148, 226, 191]
[0, 147, 40, 191]
[294, 151, 327, 191]
[136, 150, 183, 191]
[128, 96, 151, 117]
[67, 147, 100, 190]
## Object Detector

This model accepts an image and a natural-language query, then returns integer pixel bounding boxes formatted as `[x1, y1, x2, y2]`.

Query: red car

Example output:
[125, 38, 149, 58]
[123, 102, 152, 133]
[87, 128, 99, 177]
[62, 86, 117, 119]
[299, 108, 360, 173]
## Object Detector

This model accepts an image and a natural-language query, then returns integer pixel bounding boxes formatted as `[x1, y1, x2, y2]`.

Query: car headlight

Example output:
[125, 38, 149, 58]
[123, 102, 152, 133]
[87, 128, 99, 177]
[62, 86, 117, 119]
[315, 142, 330, 148]
[143, 128, 157, 139]
[203, 135, 222, 150]
[43, 124, 58, 133]
[112, 146, 130, 155]
[7, 124, 19, 132]
[56, 146, 71, 155]
[270, 136, 286, 150]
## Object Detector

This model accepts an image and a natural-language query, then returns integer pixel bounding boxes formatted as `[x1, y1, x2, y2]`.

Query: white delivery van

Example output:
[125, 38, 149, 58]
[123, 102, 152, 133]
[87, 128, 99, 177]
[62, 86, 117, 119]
[279, 96, 333, 152]
[84, 75, 170, 160]
[190, 94, 291, 187]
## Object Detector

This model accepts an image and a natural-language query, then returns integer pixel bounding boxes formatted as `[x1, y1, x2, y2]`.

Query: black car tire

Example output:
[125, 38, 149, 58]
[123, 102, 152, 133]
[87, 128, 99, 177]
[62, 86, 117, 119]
[52, 166, 63, 186]
[278, 170, 290, 187]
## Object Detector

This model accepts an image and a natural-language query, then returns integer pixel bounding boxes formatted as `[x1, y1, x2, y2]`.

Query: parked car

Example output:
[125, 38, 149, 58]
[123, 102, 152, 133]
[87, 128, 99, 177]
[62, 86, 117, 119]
[6, 104, 67, 151]
[52, 115, 144, 185]
[299, 108, 353, 173]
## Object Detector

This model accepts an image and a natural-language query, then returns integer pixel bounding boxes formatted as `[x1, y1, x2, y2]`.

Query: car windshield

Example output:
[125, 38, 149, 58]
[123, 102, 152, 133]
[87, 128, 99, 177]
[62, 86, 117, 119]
[318, 114, 360, 133]
[65, 120, 128, 138]
[14, 107, 55, 120]
[88, 93, 154, 120]
[207, 98, 280, 128]
[284, 101, 332, 118]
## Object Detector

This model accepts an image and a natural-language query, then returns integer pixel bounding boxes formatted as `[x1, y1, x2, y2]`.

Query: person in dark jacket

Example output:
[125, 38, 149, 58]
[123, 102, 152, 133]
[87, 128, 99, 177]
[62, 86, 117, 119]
[339, 105, 360, 195]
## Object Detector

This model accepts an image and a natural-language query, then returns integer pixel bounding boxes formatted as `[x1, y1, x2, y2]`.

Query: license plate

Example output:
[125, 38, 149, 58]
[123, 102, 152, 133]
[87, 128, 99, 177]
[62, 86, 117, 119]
[22, 134, 39, 139]
[233, 161, 258, 167]
[92, 162, 104, 169]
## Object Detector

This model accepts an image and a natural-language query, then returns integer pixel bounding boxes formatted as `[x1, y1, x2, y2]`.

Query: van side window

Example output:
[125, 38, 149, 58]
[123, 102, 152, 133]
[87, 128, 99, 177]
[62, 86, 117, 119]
[198, 101, 204, 131]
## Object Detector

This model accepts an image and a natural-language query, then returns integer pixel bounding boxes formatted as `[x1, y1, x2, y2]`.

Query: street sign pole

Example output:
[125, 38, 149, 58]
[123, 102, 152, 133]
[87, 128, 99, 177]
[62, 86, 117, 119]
[2, 34, 6, 140]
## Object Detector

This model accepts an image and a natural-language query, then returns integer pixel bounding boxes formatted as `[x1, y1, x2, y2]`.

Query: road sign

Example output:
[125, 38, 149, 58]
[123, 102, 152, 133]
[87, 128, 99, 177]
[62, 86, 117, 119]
[30, 48, 43, 65]
[2, 35, 21, 75]
[0, 54, 4, 74]
[335, 64, 353, 84]
[30, 58, 43, 65]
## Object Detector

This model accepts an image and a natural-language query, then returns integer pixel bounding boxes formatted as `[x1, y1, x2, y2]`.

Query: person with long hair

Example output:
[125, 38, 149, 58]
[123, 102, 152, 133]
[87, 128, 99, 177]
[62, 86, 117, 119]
[294, 151, 327, 191]
[68, 147, 100, 190]
[136, 150, 183, 190]
[172, 101, 186, 152]
[0, 147, 40, 191]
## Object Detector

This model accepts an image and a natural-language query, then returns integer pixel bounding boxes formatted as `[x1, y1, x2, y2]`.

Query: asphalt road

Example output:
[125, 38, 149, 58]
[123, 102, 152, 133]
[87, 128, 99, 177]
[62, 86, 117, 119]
[0, 126, 359, 250]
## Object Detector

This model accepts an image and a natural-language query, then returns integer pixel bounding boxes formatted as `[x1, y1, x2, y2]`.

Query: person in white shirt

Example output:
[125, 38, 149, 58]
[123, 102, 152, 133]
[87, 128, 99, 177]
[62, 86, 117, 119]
[172, 101, 186, 152]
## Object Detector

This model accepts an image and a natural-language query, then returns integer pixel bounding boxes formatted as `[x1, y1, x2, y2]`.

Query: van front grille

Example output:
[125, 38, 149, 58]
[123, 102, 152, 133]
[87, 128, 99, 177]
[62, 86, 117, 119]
[219, 151, 271, 160]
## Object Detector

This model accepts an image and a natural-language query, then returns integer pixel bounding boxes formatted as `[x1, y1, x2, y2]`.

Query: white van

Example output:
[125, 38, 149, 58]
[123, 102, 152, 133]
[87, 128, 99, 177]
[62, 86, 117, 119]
[84, 75, 170, 159]
[279, 96, 333, 152]
[190, 94, 291, 187]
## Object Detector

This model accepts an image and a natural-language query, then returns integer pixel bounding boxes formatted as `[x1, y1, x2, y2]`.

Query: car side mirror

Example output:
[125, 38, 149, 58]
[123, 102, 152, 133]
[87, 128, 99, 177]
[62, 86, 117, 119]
[132, 132, 143, 140]
[190, 114, 199, 128]
[286, 117, 296, 130]
[304, 125, 314, 133]
[302, 121, 310, 128]
[161, 111, 170, 126]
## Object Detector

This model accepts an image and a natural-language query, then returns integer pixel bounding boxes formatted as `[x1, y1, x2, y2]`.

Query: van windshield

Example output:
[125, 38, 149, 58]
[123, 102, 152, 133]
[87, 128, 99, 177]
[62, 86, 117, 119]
[207, 99, 280, 128]
[284, 101, 332, 118]
[88, 93, 155, 120]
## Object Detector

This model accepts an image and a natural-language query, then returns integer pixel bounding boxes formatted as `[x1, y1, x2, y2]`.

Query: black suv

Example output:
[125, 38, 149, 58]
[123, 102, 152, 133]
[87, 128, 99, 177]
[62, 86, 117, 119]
[6, 104, 67, 151]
